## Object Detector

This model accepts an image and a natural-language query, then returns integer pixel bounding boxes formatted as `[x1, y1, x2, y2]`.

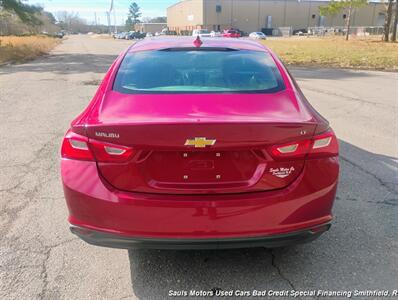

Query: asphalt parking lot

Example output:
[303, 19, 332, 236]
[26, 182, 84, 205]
[0, 35, 397, 300]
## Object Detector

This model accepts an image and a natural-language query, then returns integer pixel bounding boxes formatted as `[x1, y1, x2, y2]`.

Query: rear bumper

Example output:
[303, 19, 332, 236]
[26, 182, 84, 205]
[62, 157, 339, 247]
[70, 223, 331, 249]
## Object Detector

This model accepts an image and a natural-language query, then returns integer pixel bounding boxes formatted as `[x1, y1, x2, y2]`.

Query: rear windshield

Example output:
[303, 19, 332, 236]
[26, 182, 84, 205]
[113, 49, 285, 94]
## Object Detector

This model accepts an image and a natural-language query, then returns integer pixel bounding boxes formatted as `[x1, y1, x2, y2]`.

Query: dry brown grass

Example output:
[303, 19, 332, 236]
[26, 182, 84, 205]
[260, 37, 398, 71]
[0, 35, 60, 64]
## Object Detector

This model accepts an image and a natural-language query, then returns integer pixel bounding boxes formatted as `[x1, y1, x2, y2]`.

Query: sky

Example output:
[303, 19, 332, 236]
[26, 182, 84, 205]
[27, 0, 176, 25]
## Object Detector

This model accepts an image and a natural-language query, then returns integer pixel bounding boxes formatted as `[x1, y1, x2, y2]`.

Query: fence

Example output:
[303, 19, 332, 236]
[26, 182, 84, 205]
[267, 26, 384, 38]
[304, 26, 384, 38]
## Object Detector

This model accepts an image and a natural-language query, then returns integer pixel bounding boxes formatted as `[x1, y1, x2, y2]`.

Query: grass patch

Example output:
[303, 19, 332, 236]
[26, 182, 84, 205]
[261, 37, 398, 71]
[0, 35, 61, 64]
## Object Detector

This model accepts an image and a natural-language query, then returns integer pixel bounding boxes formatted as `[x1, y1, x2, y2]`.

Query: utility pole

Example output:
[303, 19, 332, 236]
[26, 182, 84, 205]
[106, 11, 111, 35]
[114, 8, 117, 34]
[345, 0, 353, 40]
[109, 0, 117, 34]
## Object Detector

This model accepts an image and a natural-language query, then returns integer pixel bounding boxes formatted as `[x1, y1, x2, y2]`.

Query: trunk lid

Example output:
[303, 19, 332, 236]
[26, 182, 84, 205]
[85, 91, 318, 194]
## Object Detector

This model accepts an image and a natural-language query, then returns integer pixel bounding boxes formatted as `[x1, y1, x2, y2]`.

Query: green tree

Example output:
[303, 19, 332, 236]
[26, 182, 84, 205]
[126, 2, 141, 28]
[0, 0, 42, 25]
[148, 16, 167, 23]
[319, 0, 367, 40]
[125, 16, 133, 28]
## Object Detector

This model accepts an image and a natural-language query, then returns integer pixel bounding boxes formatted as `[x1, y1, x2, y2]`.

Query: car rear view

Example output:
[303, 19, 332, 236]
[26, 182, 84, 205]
[223, 29, 241, 38]
[61, 38, 339, 249]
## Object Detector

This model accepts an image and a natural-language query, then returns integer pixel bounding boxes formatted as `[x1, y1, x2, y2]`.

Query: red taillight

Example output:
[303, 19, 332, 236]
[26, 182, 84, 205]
[269, 129, 338, 160]
[309, 130, 339, 158]
[61, 131, 94, 161]
[89, 139, 134, 163]
[270, 139, 312, 159]
[61, 130, 134, 163]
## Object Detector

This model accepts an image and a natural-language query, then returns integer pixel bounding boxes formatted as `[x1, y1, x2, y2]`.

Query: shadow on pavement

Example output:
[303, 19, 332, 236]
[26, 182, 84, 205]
[127, 140, 397, 299]
[128, 247, 292, 300]
[338, 140, 398, 203]
[0, 54, 118, 75]
[0, 52, 376, 81]
[290, 67, 374, 80]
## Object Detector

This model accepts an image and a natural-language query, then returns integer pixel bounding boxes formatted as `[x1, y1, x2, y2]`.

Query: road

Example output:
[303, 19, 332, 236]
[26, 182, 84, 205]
[0, 35, 397, 300]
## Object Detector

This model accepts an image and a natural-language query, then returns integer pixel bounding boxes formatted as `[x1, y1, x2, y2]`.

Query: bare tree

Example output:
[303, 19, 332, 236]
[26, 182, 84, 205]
[319, 0, 367, 41]
[384, 0, 394, 41]
[55, 11, 79, 25]
[55, 11, 87, 33]
[392, 0, 398, 42]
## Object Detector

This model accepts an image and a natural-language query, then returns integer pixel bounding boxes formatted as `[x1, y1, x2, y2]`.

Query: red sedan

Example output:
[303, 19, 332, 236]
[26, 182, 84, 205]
[61, 37, 339, 249]
[222, 29, 241, 38]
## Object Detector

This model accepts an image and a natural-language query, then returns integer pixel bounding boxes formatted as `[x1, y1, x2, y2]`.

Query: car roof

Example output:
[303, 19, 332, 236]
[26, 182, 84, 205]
[128, 37, 269, 53]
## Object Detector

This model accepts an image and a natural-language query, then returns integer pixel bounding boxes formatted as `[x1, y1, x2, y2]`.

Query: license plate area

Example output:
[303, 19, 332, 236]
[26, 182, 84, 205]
[146, 150, 259, 183]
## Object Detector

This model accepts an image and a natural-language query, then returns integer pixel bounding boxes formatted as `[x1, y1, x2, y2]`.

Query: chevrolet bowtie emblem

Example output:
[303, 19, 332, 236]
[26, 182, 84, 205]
[185, 137, 216, 148]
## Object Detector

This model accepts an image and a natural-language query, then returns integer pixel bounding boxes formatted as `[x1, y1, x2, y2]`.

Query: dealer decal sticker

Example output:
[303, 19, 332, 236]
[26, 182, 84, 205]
[269, 166, 295, 178]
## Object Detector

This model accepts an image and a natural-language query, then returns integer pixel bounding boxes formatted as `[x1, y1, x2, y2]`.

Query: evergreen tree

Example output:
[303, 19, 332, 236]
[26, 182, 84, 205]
[127, 2, 141, 26]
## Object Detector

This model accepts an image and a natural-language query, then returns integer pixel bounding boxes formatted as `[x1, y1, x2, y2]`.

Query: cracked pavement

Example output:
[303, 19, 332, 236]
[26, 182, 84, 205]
[0, 36, 397, 299]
